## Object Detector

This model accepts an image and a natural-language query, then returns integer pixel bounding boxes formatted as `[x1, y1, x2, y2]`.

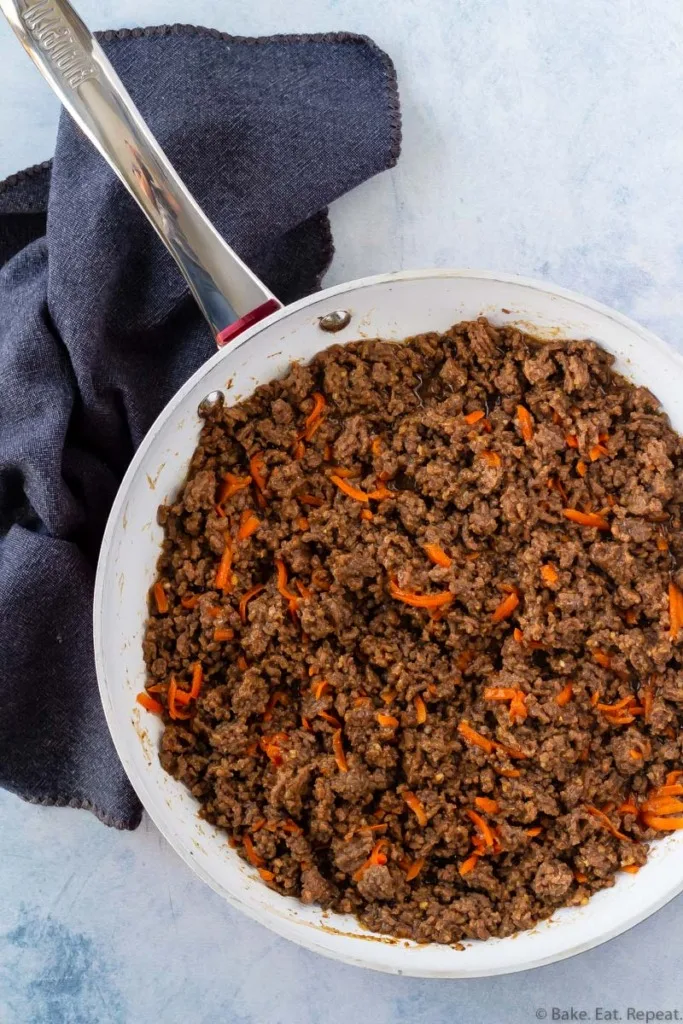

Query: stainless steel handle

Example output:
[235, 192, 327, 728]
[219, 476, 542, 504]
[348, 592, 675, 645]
[0, 0, 282, 343]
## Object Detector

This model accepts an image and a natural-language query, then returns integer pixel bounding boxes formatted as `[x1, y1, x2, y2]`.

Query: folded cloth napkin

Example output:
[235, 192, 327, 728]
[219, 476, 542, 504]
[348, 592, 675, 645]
[0, 24, 401, 829]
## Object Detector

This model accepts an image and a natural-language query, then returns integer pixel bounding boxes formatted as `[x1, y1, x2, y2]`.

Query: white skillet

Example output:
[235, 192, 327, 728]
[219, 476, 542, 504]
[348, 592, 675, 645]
[5, 0, 683, 978]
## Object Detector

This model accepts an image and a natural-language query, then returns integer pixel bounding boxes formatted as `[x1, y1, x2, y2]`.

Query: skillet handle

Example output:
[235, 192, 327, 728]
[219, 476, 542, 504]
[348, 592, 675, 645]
[0, 0, 282, 344]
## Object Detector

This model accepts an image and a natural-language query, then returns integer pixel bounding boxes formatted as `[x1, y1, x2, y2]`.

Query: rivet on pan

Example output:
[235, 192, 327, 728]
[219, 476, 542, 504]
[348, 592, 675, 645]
[318, 309, 351, 333]
[198, 390, 224, 415]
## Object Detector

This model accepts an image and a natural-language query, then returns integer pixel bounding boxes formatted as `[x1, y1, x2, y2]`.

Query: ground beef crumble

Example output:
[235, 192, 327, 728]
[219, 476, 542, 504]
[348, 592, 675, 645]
[143, 317, 683, 945]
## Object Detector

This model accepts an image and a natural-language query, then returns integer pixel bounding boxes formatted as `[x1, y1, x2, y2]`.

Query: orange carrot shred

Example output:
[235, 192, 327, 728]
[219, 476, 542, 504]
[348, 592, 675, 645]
[513, 627, 524, 644]
[484, 687, 520, 701]
[423, 542, 453, 568]
[586, 805, 632, 842]
[258, 868, 275, 882]
[180, 593, 201, 609]
[563, 508, 610, 530]
[243, 835, 265, 867]
[555, 682, 574, 706]
[491, 590, 520, 623]
[206, 605, 222, 619]
[239, 583, 265, 624]
[371, 437, 382, 456]
[275, 559, 299, 616]
[458, 720, 495, 754]
[496, 766, 521, 778]
[153, 581, 169, 614]
[413, 695, 427, 724]
[249, 452, 267, 494]
[360, 509, 374, 521]
[353, 696, 372, 708]
[380, 689, 396, 704]
[377, 712, 400, 728]
[480, 450, 502, 467]
[540, 564, 559, 586]
[621, 864, 640, 874]
[574, 871, 588, 883]
[312, 679, 332, 699]
[405, 857, 426, 881]
[404, 791, 428, 827]
[189, 661, 203, 701]
[319, 710, 342, 728]
[168, 677, 192, 720]
[296, 580, 312, 600]
[565, 434, 579, 448]
[389, 579, 454, 609]
[576, 459, 587, 477]
[263, 690, 287, 722]
[474, 797, 500, 814]
[592, 649, 612, 669]
[136, 691, 163, 714]
[237, 510, 260, 541]
[332, 729, 348, 772]
[642, 813, 683, 831]
[619, 800, 639, 815]
[526, 826, 543, 837]
[302, 392, 327, 441]
[589, 443, 609, 462]
[353, 839, 389, 881]
[464, 409, 485, 425]
[668, 581, 683, 640]
[517, 405, 534, 442]
[237, 654, 249, 672]
[216, 471, 252, 506]
[466, 809, 495, 848]
[299, 493, 324, 507]
[657, 535, 669, 551]
[297, 516, 309, 531]
[215, 537, 234, 593]
[301, 716, 313, 731]
[459, 854, 479, 876]
[292, 439, 306, 460]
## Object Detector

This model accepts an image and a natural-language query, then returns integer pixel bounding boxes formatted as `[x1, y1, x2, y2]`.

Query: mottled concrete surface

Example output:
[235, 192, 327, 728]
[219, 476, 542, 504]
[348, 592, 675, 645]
[2, 0, 683, 1019]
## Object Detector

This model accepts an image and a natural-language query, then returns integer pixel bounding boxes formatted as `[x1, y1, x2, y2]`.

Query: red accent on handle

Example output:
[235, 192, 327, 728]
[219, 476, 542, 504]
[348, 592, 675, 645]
[215, 298, 282, 347]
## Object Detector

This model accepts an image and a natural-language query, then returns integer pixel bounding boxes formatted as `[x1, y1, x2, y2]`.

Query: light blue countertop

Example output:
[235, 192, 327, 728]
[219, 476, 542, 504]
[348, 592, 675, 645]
[2, 0, 683, 1020]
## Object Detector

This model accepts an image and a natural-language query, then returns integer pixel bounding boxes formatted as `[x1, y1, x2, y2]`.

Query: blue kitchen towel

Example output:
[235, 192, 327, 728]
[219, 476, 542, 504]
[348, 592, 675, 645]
[0, 24, 401, 829]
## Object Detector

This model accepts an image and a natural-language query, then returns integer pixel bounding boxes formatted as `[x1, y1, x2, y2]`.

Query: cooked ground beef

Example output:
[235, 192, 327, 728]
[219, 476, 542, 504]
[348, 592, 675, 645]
[143, 317, 683, 945]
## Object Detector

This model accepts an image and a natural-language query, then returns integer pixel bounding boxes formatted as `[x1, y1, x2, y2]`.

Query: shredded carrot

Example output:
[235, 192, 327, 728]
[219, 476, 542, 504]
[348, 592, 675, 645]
[296, 580, 312, 600]
[237, 510, 261, 541]
[215, 537, 234, 593]
[668, 581, 683, 640]
[146, 682, 165, 694]
[621, 864, 640, 874]
[526, 826, 543, 837]
[480, 450, 502, 468]
[565, 434, 579, 448]
[136, 692, 163, 714]
[624, 608, 638, 625]
[540, 564, 559, 586]
[413, 695, 427, 724]
[371, 437, 382, 457]
[301, 392, 327, 441]
[301, 716, 312, 731]
[237, 654, 249, 672]
[243, 834, 265, 867]
[586, 805, 632, 842]
[459, 854, 479, 876]
[312, 679, 332, 699]
[275, 559, 299, 617]
[353, 839, 389, 881]
[405, 857, 426, 881]
[299, 493, 324, 507]
[563, 508, 610, 530]
[216, 472, 252, 507]
[482, 418, 493, 433]
[377, 713, 400, 728]
[328, 466, 355, 478]
[189, 662, 203, 701]
[666, 770, 683, 785]
[513, 627, 524, 644]
[592, 649, 612, 669]
[318, 710, 342, 728]
[292, 439, 305, 460]
[249, 452, 267, 495]
[641, 813, 683, 830]
[423, 543, 452, 568]
[353, 696, 372, 708]
[464, 409, 485, 425]
[211, 626, 233, 643]
[258, 868, 275, 882]
[260, 732, 287, 765]
[180, 593, 201, 609]
[491, 590, 520, 623]
[295, 517, 309, 531]
[404, 791, 428, 826]
[517, 405, 534, 442]
[206, 605, 222, 619]
[484, 687, 520, 701]
[330, 474, 392, 503]
[576, 459, 587, 477]
[238, 583, 265, 624]
[360, 509, 374, 522]
[474, 797, 500, 815]
[589, 443, 609, 462]
[466, 809, 495, 848]
[574, 871, 588, 883]
[496, 766, 521, 778]
[656, 534, 669, 552]
[509, 692, 527, 724]
[263, 690, 287, 722]
[628, 748, 644, 760]
[619, 800, 639, 815]
[458, 720, 496, 754]
[168, 677, 192, 720]
[380, 689, 396, 705]
[389, 579, 454, 609]
[332, 729, 348, 772]
[153, 581, 169, 613]
[555, 682, 574, 706]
